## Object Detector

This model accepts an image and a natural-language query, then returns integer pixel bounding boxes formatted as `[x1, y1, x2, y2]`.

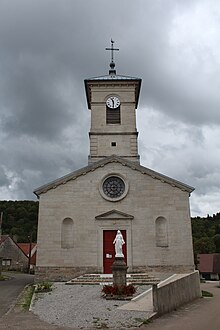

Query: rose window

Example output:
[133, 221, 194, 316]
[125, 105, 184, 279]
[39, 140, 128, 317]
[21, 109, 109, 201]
[102, 176, 125, 198]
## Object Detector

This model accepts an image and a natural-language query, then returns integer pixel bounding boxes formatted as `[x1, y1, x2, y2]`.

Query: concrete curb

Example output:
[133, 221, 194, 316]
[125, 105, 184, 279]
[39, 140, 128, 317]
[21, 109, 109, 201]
[6, 283, 30, 315]
[29, 286, 37, 311]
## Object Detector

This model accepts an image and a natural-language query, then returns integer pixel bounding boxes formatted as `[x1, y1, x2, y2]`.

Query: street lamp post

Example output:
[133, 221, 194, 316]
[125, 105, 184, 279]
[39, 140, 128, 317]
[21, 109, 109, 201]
[27, 233, 32, 274]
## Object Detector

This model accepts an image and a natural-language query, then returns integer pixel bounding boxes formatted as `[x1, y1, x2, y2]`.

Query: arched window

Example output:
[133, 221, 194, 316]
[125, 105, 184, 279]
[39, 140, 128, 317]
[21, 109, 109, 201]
[61, 218, 74, 248]
[155, 217, 168, 247]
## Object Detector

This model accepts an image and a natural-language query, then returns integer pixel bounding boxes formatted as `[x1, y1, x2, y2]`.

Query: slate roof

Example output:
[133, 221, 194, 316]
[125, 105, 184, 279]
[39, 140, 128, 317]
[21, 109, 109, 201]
[85, 74, 141, 81]
[33, 155, 194, 197]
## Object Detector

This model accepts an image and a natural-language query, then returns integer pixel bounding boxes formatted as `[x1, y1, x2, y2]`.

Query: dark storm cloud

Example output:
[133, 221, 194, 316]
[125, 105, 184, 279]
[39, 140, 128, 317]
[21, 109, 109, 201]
[0, 0, 219, 215]
[1, 65, 75, 139]
[0, 166, 11, 187]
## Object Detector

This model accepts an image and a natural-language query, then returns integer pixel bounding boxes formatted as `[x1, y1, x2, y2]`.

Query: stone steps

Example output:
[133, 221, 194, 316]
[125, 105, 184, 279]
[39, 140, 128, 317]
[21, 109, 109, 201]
[66, 273, 160, 285]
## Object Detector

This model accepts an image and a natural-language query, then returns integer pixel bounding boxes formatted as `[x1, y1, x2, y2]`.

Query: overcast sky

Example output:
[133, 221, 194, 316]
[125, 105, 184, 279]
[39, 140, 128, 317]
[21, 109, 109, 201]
[0, 0, 220, 217]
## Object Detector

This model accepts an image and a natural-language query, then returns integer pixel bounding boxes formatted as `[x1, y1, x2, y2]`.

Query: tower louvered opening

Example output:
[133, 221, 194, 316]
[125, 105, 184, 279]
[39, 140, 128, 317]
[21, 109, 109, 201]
[106, 106, 121, 124]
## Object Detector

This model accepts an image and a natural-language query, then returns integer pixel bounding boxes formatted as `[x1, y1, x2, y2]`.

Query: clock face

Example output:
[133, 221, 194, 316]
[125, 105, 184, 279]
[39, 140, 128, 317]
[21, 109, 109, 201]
[106, 96, 120, 109]
[103, 176, 125, 198]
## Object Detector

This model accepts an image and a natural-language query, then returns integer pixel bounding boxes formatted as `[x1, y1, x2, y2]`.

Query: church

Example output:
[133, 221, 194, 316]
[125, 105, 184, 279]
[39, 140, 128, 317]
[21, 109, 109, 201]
[34, 41, 195, 281]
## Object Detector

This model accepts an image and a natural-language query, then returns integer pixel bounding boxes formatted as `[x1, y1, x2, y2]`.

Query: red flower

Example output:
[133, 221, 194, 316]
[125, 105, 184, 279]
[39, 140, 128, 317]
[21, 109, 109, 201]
[102, 284, 136, 296]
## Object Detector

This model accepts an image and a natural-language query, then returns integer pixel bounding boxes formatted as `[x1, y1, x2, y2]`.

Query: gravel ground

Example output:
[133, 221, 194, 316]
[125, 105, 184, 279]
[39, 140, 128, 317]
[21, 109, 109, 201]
[32, 283, 151, 329]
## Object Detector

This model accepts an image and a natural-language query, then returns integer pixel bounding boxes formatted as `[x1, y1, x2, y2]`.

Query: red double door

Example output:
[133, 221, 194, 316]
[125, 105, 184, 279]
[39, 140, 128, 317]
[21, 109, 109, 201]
[103, 230, 127, 274]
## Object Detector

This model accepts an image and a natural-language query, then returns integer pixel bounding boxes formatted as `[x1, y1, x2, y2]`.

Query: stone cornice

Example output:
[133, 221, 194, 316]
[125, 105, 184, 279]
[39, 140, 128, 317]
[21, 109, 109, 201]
[84, 77, 141, 110]
[89, 132, 138, 136]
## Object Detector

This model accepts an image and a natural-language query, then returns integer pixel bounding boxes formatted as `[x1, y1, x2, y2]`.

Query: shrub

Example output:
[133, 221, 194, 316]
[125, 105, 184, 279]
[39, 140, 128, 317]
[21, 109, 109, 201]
[202, 290, 213, 297]
[35, 281, 52, 293]
[123, 284, 136, 296]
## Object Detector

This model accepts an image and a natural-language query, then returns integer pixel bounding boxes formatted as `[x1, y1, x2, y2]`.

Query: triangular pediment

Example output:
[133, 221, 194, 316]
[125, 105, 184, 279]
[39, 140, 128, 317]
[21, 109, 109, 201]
[95, 209, 134, 220]
[34, 155, 194, 197]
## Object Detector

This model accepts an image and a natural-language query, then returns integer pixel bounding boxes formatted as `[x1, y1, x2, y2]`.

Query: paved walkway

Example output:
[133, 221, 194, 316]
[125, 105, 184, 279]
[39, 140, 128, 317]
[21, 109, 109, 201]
[141, 281, 220, 330]
[0, 272, 34, 317]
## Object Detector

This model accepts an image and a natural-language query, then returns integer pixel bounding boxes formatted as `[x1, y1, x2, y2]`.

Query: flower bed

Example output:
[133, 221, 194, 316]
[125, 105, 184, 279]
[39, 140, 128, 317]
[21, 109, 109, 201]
[102, 284, 136, 300]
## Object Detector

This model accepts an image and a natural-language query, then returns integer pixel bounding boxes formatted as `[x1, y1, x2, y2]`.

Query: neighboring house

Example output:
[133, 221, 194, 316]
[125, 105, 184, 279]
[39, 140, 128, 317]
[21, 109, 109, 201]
[17, 243, 37, 271]
[198, 254, 220, 280]
[0, 235, 28, 271]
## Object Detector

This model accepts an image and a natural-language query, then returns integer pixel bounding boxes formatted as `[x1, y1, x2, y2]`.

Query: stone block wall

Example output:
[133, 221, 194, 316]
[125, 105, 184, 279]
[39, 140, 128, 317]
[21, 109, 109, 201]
[36, 161, 195, 280]
[0, 237, 28, 271]
[153, 271, 201, 315]
[35, 266, 99, 282]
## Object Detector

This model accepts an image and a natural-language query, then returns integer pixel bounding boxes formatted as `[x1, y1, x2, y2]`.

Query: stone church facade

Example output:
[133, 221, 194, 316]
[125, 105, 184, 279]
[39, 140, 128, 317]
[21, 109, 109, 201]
[34, 48, 195, 281]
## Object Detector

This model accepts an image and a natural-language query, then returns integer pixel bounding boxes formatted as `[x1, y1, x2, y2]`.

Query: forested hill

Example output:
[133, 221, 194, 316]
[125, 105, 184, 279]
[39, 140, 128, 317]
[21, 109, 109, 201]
[1, 200, 220, 253]
[192, 213, 220, 256]
[0, 200, 38, 243]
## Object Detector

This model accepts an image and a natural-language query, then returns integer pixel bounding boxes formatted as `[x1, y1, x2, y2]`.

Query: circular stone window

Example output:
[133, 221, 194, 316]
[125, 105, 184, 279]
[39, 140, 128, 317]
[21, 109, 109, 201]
[100, 175, 128, 201]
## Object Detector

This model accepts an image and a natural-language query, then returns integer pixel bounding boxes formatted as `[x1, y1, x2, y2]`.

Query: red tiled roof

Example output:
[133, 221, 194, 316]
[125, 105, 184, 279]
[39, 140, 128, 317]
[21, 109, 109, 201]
[213, 254, 220, 273]
[17, 243, 36, 256]
[17, 243, 37, 265]
[198, 254, 214, 272]
[198, 254, 220, 273]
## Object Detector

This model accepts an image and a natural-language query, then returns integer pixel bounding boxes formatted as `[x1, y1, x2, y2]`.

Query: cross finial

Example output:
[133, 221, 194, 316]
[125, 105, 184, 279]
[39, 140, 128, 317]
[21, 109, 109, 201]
[105, 39, 119, 75]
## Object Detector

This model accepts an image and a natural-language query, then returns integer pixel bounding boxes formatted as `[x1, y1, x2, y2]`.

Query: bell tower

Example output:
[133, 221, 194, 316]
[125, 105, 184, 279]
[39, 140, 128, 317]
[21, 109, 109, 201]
[84, 40, 141, 164]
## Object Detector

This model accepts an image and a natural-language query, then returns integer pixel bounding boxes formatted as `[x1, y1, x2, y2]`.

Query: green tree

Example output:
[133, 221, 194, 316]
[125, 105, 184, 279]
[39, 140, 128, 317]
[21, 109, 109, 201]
[194, 237, 216, 255]
[0, 200, 38, 242]
[214, 234, 220, 252]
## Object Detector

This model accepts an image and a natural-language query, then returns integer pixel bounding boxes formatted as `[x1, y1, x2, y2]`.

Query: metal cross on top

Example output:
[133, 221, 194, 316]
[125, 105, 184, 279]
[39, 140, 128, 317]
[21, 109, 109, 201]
[105, 39, 119, 63]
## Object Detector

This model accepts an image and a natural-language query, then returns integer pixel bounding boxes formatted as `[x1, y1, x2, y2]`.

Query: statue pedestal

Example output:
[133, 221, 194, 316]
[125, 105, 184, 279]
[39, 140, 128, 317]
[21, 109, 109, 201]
[112, 257, 128, 288]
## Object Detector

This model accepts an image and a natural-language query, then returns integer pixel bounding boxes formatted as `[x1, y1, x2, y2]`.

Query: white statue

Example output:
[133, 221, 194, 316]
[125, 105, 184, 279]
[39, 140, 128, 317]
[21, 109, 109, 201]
[113, 230, 125, 257]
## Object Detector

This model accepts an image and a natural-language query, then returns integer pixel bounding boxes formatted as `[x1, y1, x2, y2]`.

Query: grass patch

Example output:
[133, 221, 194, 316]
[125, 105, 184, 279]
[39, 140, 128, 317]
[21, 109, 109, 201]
[19, 285, 35, 310]
[35, 281, 52, 293]
[202, 290, 213, 297]
[0, 275, 6, 281]
[134, 317, 152, 324]
[0, 274, 11, 281]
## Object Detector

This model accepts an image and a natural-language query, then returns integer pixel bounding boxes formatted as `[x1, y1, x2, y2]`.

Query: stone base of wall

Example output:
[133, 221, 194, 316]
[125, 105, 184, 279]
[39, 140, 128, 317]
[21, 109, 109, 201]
[35, 266, 102, 282]
[2, 265, 28, 272]
[35, 264, 195, 282]
[132, 264, 195, 274]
